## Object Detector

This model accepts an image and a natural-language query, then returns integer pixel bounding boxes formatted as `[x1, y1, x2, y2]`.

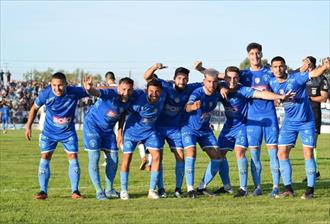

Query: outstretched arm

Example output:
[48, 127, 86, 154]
[254, 90, 295, 101]
[309, 57, 330, 78]
[185, 100, 201, 112]
[144, 63, 167, 82]
[25, 104, 39, 141]
[193, 61, 225, 79]
[83, 76, 100, 97]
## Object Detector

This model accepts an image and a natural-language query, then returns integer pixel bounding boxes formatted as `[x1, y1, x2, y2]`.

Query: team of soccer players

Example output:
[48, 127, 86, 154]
[25, 42, 330, 200]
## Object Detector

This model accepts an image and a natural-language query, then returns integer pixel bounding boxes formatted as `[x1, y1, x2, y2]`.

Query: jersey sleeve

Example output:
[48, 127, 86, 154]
[240, 86, 256, 98]
[320, 76, 329, 92]
[294, 72, 310, 85]
[73, 86, 89, 100]
[99, 88, 117, 100]
[34, 88, 48, 108]
[187, 89, 201, 104]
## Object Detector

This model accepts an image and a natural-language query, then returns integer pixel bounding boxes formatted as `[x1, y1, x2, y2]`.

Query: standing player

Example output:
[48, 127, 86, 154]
[182, 69, 225, 198]
[144, 63, 202, 198]
[197, 66, 294, 197]
[269, 56, 330, 199]
[304, 56, 329, 181]
[119, 79, 166, 200]
[0, 101, 10, 134]
[25, 72, 89, 200]
[83, 76, 135, 200]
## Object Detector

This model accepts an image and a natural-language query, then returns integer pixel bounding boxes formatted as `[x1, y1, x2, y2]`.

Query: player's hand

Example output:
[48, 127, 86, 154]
[220, 88, 229, 100]
[25, 127, 31, 141]
[193, 61, 203, 71]
[281, 90, 296, 101]
[153, 63, 167, 70]
[191, 100, 201, 111]
[83, 76, 93, 91]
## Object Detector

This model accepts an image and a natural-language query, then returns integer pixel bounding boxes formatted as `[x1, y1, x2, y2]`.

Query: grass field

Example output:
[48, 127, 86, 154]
[0, 130, 329, 224]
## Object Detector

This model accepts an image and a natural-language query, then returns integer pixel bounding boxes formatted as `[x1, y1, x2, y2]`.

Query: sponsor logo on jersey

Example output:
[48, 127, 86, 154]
[53, 116, 72, 127]
[106, 109, 118, 118]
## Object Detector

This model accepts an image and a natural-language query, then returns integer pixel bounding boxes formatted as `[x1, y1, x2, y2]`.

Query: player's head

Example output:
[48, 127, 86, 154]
[51, 72, 67, 96]
[105, 71, 115, 84]
[224, 66, 240, 90]
[173, 67, 190, 90]
[203, 68, 219, 95]
[306, 56, 317, 70]
[271, 56, 287, 78]
[118, 77, 134, 102]
[147, 79, 163, 104]
[247, 42, 263, 67]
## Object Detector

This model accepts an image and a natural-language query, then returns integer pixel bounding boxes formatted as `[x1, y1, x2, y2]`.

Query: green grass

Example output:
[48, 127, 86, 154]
[0, 130, 329, 224]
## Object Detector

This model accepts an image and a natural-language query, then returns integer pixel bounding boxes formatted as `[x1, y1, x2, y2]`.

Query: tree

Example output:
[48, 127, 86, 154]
[239, 58, 270, 70]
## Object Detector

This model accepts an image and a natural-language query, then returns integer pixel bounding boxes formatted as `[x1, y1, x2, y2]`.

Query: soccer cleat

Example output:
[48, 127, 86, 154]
[269, 188, 279, 198]
[33, 191, 48, 200]
[139, 157, 148, 171]
[214, 186, 234, 194]
[71, 190, 83, 199]
[105, 189, 120, 198]
[187, 190, 197, 199]
[148, 190, 160, 199]
[120, 190, 130, 200]
[234, 188, 248, 198]
[301, 188, 314, 200]
[96, 192, 107, 200]
[174, 188, 182, 198]
[158, 188, 167, 198]
[197, 188, 215, 197]
[252, 188, 262, 197]
[275, 189, 295, 198]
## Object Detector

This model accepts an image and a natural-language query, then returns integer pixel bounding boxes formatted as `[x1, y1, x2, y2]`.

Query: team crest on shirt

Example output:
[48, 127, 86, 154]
[89, 140, 97, 148]
[184, 136, 191, 144]
[286, 84, 293, 91]
[255, 77, 260, 84]
[175, 97, 180, 103]
[279, 89, 285, 95]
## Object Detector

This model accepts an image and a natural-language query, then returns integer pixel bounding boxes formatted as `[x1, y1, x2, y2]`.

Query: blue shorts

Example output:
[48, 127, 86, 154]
[278, 120, 316, 148]
[158, 126, 183, 151]
[83, 121, 117, 151]
[246, 113, 279, 147]
[218, 123, 248, 151]
[181, 126, 219, 150]
[39, 133, 79, 153]
[123, 131, 162, 154]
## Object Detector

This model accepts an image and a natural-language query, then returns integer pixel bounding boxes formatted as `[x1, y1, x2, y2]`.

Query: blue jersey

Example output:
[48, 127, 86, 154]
[269, 72, 314, 122]
[220, 85, 256, 127]
[157, 78, 202, 128]
[124, 90, 166, 139]
[84, 88, 139, 132]
[0, 106, 10, 118]
[240, 67, 275, 115]
[34, 85, 89, 139]
[184, 87, 219, 131]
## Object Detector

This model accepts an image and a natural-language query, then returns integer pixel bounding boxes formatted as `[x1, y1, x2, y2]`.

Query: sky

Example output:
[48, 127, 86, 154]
[1, 0, 329, 86]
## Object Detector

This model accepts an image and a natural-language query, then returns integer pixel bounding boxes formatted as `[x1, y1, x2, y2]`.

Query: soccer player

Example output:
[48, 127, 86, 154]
[182, 68, 226, 198]
[25, 72, 89, 200]
[269, 56, 330, 199]
[82, 76, 135, 200]
[304, 56, 329, 181]
[119, 79, 166, 200]
[197, 66, 294, 197]
[0, 101, 10, 134]
[144, 63, 202, 198]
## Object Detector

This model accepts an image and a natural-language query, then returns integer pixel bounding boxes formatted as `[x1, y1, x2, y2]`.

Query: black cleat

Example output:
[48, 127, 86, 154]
[197, 188, 215, 197]
[234, 188, 248, 198]
[214, 186, 234, 194]
[301, 187, 314, 200]
[187, 190, 197, 199]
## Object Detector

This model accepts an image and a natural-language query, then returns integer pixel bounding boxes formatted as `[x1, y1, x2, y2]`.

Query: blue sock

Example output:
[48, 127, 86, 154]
[157, 164, 164, 189]
[150, 171, 159, 190]
[185, 157, 196, 190]
[219, 158, 230, 186]
[175, 160, 185, 189]
[305, 159, 316, 187]
[268, 149, 280, 187]
[279, 159, 292, 186]
[250, 149, 262, 188]
[237, 157, 248, 190]
[105, 151, 118, 192]
[120, 172, 129, 191]
[88, 151, 102, 194]
[38, 158, 50, 194]
[68, 159, 80, 192]
[201, 160, 220, 188]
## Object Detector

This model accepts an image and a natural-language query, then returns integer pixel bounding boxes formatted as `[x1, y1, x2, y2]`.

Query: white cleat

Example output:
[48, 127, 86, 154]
[148, 190, 160, 199]
[120, 190, 130, 200]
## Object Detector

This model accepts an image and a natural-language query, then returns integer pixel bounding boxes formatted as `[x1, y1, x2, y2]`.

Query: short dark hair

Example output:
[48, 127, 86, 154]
[271, 56, 286, 65]
[147, 79, 162, 90]
[225, 66, 240, 77]
[52, 72, 67, 82]
[306, 56, 317, 69]
[105, 71, 115, 80]
[173, 67, 190, 79]
[119, 77, 134, 86]
[246, 42, 262, 53]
